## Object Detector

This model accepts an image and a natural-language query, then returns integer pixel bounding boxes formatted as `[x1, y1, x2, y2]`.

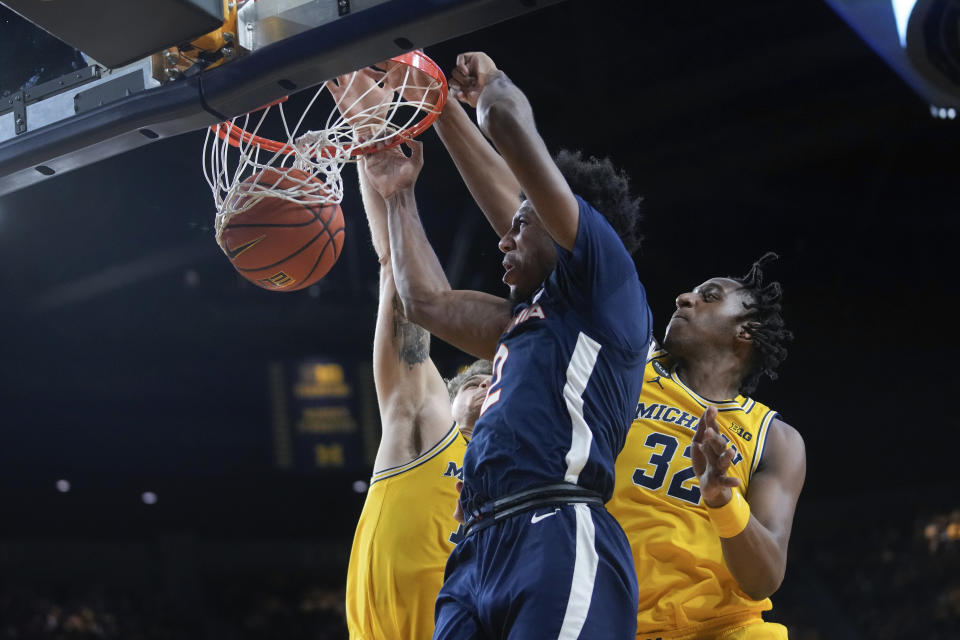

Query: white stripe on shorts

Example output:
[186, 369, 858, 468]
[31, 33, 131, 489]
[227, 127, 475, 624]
[563, 332, 601, 484]
[557, 503, 599, 639]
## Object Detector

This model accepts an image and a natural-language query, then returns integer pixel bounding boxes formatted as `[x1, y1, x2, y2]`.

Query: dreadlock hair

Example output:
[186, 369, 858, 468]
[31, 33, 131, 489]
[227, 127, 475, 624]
[445, 359, 493, 401]
[553, 149, 644, 255]
[732, 252, 794, 395]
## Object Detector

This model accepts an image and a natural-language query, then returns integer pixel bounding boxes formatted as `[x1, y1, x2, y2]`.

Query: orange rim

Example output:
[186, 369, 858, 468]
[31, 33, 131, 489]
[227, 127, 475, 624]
[211, 51, 448, 157]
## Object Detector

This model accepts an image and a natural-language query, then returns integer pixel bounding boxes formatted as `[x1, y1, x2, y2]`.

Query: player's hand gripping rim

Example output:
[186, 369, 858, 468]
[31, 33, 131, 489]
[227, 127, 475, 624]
[448, 52, 501, 108]
[361, 139, 425, 200]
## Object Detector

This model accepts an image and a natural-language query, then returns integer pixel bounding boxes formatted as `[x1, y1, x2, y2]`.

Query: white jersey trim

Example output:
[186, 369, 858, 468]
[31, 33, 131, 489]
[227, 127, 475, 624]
[563, 332, 601, 484]
[750, 409, 778, 478]
[557, 503, 599, 640]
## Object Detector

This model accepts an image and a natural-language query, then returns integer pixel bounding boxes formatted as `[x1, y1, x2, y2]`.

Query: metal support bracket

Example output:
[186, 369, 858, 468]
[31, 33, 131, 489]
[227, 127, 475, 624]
[74, 71, 147, 114]
[8, 93, 27, 135]
[0, 66, 101, 136]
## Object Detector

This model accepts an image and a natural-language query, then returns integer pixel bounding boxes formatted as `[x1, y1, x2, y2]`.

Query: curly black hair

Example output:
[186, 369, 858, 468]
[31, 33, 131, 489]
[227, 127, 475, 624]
[732, 252, 794, 395]
[553, 149, 644, 255]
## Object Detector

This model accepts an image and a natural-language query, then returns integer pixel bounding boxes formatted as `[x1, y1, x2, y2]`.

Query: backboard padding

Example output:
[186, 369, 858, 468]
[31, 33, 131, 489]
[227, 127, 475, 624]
[0, 0, 564, 197]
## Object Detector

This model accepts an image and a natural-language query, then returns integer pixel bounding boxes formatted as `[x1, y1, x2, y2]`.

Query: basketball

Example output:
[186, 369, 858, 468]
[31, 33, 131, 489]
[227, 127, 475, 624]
[218, 168, 345, 291]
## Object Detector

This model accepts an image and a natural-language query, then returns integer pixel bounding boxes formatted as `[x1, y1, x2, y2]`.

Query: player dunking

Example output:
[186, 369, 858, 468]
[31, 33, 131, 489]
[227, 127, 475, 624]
[333, 78, 493, 639]
[607, 254, 805, 640]
[363, 51, 650, 638]
[355, 51, 804, 638]
[431, 92, 806, 637]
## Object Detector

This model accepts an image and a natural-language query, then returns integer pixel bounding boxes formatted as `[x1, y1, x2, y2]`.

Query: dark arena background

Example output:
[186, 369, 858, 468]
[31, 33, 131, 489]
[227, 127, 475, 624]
[1, 1, 958, 638]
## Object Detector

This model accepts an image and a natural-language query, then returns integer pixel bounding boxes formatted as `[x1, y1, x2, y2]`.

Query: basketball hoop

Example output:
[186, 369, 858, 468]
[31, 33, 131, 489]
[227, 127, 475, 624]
[203, 51, 447, 242]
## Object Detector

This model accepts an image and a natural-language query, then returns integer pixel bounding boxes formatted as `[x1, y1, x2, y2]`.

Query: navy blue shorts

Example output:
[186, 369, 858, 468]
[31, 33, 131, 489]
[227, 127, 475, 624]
[433, 502, 638, 640]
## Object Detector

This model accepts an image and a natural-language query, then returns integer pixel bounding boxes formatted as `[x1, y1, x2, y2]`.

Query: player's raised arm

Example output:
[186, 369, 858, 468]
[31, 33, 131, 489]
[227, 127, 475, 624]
[362, 141, 512, 360]
[451, 52, 579, 251]
[693, 407, 806, 600]
[433, 98, 522, 237]
[357, 166, 454, 470]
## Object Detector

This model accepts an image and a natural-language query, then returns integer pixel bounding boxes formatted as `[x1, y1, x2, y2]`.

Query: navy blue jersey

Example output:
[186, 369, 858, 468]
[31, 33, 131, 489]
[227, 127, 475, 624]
[461, 195, 652, 516]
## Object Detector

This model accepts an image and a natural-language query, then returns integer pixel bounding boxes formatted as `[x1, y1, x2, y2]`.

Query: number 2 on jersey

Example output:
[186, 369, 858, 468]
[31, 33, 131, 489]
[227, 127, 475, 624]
[479, 344, 509, 415]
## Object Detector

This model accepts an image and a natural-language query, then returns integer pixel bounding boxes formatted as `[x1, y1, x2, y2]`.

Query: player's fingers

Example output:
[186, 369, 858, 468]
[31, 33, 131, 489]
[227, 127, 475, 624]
[325, 79, 343, 99]
[715, 450, 734, 474]
[454, 54, 468, 78]
[695, 442, 716, 470]
[724, 446, 736, 463]
[331, 73, 358, 91]
[698, 426, 723, 456]
[456, 52, 474, 74]
[692, 415, 706, 443]
[407, 138, 425, 166]
[693, 406, 716, 442]
[359, 67, 386, 84]
[449, 67, 471, 87]
[704, 406, 719, 430]
[707, 436, 728, 457]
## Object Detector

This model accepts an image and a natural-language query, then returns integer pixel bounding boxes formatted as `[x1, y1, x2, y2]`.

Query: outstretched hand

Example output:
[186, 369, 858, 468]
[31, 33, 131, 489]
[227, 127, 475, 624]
[449, 52, 501, 108]
[361, 140, 424, 200]
[692, 406, 742, 508]
[327, 61, 444, 138]
[326, 67, 395, 138]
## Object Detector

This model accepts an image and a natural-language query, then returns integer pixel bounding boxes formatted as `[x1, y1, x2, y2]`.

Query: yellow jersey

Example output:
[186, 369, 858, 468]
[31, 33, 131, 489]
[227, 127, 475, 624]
[346, 423, 467, 640]
[607, 348, 779, 637]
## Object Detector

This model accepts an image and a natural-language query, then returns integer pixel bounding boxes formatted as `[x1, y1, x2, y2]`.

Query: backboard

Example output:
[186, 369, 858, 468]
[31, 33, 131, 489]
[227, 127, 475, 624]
[0, 0, 563, 197]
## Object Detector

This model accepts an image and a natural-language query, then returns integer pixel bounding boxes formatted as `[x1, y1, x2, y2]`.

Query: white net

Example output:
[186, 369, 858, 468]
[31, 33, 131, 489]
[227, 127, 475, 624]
[203, 52, 447, 243]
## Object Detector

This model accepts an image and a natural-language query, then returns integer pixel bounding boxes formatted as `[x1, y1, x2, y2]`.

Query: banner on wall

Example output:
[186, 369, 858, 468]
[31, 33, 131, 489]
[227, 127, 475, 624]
[269, 359, 372, 472]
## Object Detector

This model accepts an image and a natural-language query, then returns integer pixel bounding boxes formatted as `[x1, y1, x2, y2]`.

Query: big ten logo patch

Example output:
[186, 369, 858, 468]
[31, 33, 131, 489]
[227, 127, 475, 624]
[258, 271, 296, 288]
[728, 421, 753, 441]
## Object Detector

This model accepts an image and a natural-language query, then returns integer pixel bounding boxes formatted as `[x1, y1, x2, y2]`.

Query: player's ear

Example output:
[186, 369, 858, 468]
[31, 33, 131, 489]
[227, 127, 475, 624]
[736, 323, 754, 344]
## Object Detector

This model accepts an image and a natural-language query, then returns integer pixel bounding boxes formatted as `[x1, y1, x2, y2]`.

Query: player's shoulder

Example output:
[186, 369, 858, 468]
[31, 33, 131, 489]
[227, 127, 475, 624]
[768, 416, 804, 451]
[755, 415, 805, 479]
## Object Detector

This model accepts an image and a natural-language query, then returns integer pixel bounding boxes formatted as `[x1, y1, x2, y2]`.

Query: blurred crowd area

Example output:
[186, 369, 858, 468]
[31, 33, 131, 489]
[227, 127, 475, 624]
[770, 505, 960, 640]
[0, 506, 956, 639]
[0, 576, 347, 640]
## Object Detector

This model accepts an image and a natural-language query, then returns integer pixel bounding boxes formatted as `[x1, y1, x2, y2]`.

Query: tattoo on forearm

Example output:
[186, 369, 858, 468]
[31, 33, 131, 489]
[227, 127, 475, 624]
[392, 293, 429, 368]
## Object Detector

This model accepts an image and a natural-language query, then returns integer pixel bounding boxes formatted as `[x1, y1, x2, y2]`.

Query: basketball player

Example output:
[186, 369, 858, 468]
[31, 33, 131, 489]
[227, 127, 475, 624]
[607, 254, 805, 640]
[363, 50, 650, 639]
[333, 78, 493, 640]
[432, 97, 806, 635]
